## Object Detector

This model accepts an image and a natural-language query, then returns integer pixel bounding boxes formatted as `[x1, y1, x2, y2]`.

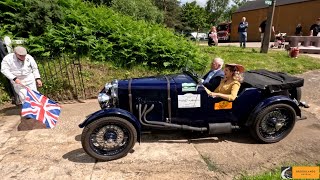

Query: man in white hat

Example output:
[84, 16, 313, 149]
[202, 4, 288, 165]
[1, 46, 42, 104]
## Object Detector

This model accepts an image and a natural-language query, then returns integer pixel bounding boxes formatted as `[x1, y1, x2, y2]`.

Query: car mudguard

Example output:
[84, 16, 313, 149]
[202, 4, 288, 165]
[245, 95, 301, 126]
[79, 108, 141, 142]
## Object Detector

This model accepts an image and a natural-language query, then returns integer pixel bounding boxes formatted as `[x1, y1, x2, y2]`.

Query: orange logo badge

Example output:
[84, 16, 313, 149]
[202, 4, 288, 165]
[214, 101, 232, 110]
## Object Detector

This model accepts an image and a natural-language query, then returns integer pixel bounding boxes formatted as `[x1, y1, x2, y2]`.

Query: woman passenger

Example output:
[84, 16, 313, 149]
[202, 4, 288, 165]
[204, 64, 244, 101]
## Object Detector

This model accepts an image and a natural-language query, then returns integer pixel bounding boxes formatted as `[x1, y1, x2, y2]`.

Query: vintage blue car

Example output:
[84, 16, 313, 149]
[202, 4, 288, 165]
[79, 69, 307, 161]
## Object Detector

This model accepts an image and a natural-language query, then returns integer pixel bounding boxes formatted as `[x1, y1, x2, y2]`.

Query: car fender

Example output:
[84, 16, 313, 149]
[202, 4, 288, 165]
[245, 95, 301, 126]
[79, 108, 141, 142]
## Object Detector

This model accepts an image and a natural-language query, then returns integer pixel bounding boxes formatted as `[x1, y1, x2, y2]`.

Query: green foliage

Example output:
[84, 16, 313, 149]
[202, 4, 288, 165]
[205, 0, 230, 25]
[22, 0, 205, 70]
[153, 0, 183, 30]
[111, 0, 163, 24]
[181, 2, 208, 32]
[0, 0, 64, 37]
[238, 163, 320, 180]
[233, 0, 248, 7]
[201, 46, 320, 74]
[223, 1, 248, 22]
[0, 76, 11, 103]
[201, 154, 218, 171]
[85, 0, 112, 6]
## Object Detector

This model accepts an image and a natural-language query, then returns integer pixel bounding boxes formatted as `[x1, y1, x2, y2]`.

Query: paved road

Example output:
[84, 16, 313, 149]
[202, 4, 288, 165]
[202, 42, 320, 59]
[0, 72, 320, 179]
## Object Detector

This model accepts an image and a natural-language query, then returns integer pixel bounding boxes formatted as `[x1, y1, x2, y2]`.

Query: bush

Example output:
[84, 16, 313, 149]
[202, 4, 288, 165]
[23, 0, 206, 70]
[0, 0, 207, 103]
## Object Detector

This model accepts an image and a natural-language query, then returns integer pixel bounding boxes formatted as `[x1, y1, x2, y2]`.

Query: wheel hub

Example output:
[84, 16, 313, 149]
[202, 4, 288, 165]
[266, 116, 285, 131]
[275, 122, 284, 131]
[95, 125, 125, 150]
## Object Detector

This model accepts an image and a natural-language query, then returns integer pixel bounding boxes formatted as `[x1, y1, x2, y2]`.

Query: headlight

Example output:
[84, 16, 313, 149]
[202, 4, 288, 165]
[105, 83, 112, 92]
[98, 80, 118, 109]
[110, 79, 118, 98]
[98, 92, 110, 103]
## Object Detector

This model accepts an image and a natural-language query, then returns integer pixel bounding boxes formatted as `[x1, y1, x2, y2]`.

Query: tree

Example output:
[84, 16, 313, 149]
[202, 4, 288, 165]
[232, 0, 248, 7]
[111, 0, 163, 24]
[0, 0, 64, 37]
[152, 0, 183, 30]
[222, 4, 238, 22]
[205, 0, 230, 25]
[181, 1, 208, 32]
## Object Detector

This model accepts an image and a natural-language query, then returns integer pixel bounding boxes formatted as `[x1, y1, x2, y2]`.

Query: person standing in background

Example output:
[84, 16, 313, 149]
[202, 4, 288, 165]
[295, 24, 303, 36]
[238, 17, 248, 48]
[309, 18, 320, 36]
[259, 18, 274, 46]
[208, 26, 218, 46]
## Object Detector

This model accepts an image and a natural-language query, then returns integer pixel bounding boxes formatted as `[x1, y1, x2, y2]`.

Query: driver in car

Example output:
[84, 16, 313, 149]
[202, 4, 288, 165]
[204, 63, 244, 101]
[201, 57, 225, 91]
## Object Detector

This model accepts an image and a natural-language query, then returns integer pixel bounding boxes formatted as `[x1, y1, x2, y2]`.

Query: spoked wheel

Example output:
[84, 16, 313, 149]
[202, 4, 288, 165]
[250, 104, 296, 143]
[81, 117, 137, 161]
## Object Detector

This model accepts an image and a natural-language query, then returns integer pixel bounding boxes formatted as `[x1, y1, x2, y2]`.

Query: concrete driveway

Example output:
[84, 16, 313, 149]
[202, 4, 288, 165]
[1, 71, 320, 180]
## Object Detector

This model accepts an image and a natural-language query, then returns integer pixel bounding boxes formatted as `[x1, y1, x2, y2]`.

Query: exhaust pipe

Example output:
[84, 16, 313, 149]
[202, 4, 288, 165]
[138, 104, 207, 132]
[208, 123, 239, 134]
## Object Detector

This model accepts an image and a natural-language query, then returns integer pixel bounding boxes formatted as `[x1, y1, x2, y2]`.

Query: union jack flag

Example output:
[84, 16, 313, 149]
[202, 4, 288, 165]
[21, 88, 61, 128]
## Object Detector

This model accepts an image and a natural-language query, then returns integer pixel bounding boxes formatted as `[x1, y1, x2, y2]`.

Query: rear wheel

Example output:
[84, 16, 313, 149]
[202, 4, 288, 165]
[250, 104, 296, 143]
[81, 116, 137, 161]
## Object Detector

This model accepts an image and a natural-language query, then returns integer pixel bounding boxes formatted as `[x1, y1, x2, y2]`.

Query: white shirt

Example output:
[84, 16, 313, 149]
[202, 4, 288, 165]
[1, 53, 41, 85]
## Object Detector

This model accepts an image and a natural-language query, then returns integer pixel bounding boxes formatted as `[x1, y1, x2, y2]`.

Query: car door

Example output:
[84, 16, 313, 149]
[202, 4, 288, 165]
[173, 82, 208, 126]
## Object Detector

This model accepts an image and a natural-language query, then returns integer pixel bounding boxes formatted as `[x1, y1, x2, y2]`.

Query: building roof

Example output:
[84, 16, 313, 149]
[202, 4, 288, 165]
[236, 0, 312, 13]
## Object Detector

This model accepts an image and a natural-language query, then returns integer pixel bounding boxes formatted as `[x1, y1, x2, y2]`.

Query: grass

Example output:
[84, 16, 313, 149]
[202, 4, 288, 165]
[1, 45, 320, 102]
[237, 162, 320, 180]
[200, 154, 218, 171]
[200, 46, 320, 74]
[238, 167, 282, 180]
[81, 46, 320, 98]
[80, 61, 178, 98]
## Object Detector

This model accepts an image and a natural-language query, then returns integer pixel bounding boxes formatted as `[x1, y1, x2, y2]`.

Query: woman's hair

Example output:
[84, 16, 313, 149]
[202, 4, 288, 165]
[225, 65, 244, 82]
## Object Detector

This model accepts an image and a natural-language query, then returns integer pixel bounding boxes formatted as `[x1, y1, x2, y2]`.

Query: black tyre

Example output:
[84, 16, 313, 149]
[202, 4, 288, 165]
[250, 104, 296, 143]
[81, 116, 137, 161]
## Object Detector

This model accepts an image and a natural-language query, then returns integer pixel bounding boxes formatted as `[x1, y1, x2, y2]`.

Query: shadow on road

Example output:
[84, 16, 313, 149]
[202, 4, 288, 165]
[75, 134, 81, 141]
[141, 129, 256, 144]
[62, 148, 96, 163]
[68, 129, 257, 163]
[73, 129, 257, 147]
[0, 105, 20, 116]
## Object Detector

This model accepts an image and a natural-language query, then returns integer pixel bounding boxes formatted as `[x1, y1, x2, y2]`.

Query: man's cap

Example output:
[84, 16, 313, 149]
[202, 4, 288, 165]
[226, 63, 245, 73]
[14, 46, 27, 56]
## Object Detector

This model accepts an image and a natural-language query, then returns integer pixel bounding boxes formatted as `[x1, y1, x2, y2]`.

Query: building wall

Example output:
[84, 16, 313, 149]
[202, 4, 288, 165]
[231, 0, 320, 42]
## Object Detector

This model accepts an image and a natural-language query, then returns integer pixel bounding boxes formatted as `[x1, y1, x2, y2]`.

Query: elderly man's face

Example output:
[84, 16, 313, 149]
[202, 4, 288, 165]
[15, 54, 26, 61]
[211, 60, 220, 70]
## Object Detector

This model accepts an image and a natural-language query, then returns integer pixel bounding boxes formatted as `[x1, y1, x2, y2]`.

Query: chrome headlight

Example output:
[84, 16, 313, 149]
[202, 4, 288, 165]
[99, 80, 118, 108]
[110, 79, 118, 98]
[105, 83, 112, 92]
[98, 92, 110, 103]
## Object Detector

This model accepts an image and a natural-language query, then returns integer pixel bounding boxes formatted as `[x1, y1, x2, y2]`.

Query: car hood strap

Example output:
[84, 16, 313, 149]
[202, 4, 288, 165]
[128, 78, 133, 113]
[164, 76, 172, 123]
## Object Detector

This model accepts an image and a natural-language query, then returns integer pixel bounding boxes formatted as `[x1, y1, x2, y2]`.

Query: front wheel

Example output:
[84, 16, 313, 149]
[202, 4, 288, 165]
[250, 104, 296, 143]
[81, 116, 137, 161]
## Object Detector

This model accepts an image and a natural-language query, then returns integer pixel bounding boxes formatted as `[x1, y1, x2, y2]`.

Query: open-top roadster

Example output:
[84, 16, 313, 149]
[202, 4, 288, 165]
[79, 69, 307, 161]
